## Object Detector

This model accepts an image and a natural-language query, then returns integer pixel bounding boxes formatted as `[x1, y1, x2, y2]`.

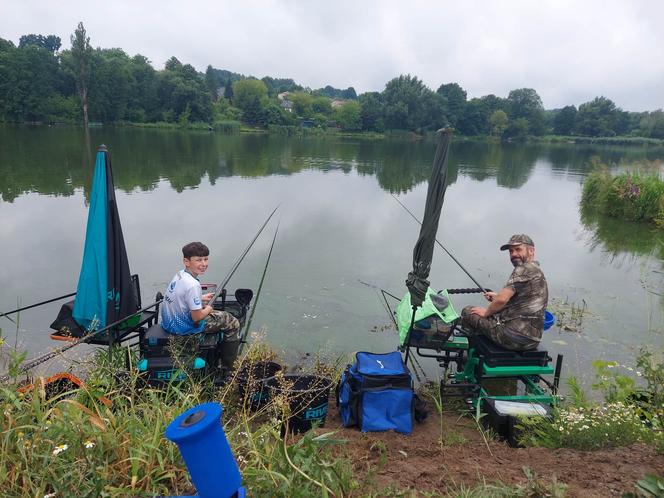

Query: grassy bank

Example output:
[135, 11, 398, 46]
[1, 330, 663, 496]
[581, 160, 664, 225]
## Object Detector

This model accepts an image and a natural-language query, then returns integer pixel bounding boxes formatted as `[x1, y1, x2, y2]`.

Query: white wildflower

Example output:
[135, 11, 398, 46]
[52, 444, 68, 456]
[84, 440, 95, 449]
[44, 493, 56, 498]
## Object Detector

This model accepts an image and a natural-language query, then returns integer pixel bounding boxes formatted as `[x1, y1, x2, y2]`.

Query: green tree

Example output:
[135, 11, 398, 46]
[576, 96, 622, 137]
[334, 101, 362, 131]
[158, 59, 213, 123]
[457, 95, 507, 135]
[382, 74, 442, 131]
[507, 88, 545, 135]
[205, 65, 218, 99]
[87, 48, 133, 122]
[19, 34, 61, 53]
[312, 96, 332, 115]
[232, 78, 268, 125]
[70, 22, 92, 128]
[290, 91, 314, 118]
[358, 91, 385, 132]
[507, 117, 530, 140]
[262, 76, 302, 96]
[260, 101, 291, 126]
[0, 40, 63, 122]
[437, 82, 467, 128]
[552, 105, 577, 135]
[489, 109, 508, 138]
[224, 78, 234, 100]
[639, 110, 664, 139]
[127, 54, 159, 122]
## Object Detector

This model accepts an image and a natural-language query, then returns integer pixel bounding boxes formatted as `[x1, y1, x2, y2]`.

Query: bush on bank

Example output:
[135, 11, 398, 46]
[581, 161, 664, 226]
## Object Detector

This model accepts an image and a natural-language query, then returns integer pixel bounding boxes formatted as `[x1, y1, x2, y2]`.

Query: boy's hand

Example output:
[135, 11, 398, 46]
[202, 292, 215, 304]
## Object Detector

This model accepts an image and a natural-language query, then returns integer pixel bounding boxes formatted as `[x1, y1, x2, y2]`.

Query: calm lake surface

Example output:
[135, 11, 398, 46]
[2, 125, 664, 386]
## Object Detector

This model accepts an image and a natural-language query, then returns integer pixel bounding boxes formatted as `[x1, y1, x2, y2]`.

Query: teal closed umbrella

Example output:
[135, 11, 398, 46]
[73, 145, 137, 331]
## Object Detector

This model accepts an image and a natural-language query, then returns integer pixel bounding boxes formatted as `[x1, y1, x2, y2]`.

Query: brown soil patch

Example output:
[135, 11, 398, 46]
[321, 401, 664, 497]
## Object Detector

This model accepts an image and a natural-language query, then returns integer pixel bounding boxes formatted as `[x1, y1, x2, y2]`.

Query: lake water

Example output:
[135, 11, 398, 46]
[2, 125, 664, 386]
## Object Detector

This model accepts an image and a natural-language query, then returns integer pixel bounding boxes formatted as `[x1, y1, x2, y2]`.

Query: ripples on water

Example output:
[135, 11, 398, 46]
[1, 125, 664, 385]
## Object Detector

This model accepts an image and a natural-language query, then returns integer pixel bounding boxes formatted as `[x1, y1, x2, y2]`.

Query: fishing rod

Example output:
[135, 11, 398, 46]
[206, 205, 280, 305]
[239, 221, 280, 355]
[391, 194, 487, 293]
[357, 279, 400, 329]
[0, 292, 77, 323]
[0, 298, 163, 384]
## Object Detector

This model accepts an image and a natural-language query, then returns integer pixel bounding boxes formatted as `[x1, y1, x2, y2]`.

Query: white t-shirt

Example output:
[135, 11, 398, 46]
[161, 270, 205, 335]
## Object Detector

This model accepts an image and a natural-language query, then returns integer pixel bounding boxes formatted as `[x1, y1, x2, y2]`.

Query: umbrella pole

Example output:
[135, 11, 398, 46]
[403, 304, 419, 367]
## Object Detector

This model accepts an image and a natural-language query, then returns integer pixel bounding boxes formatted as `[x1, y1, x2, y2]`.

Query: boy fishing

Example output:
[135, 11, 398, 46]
[161, 241, 241, 370]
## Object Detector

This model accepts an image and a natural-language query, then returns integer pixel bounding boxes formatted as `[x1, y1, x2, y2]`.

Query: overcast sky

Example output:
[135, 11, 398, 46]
[2, 0, 663, 111]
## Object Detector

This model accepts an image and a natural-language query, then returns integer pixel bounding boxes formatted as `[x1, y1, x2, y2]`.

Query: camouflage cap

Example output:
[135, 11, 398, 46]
[500, 234, 534, 251]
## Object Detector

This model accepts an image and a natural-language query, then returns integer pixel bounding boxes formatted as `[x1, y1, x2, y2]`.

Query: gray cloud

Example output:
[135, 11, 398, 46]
[2, 0, 662, 110]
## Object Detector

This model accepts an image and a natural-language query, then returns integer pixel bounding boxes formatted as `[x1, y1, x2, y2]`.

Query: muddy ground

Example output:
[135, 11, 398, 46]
[319, 401, 664, 497]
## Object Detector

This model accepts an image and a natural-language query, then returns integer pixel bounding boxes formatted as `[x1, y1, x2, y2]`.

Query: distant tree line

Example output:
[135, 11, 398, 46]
[1, 25, 663, 139]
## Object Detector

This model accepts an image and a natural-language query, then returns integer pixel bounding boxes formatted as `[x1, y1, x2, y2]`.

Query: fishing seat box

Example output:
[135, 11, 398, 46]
[140, 355, 205, 385]
[470, 335, 550, 368]
[142, 294, 250, 357]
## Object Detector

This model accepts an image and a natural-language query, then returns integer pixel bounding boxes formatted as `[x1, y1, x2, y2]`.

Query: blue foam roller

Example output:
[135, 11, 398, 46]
[165, 402, 242, 498]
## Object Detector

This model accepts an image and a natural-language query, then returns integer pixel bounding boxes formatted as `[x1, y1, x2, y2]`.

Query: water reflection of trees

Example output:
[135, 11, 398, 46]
[3, 125, 664, 202]
[580, 205, 663, 266]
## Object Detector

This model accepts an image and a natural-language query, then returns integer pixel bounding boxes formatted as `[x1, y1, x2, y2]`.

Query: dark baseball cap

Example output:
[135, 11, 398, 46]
[500, 234, 534, 251]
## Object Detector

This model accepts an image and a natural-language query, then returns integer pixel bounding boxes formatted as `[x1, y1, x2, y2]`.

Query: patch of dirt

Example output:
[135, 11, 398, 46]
[320, 401, 664, 497]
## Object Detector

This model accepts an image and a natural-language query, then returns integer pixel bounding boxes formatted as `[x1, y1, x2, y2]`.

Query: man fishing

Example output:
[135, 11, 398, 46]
[460, 234, 548, 351]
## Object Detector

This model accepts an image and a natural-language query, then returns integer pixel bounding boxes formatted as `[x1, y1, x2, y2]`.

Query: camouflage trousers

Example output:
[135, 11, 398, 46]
[204, 310, 240, 342]
[460, 306, 538, 351]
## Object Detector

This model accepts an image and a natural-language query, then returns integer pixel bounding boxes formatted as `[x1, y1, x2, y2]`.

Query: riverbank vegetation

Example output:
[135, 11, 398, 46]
[2, 26, 664, 144]
[2, 324, 663, 496]
[581, 160, 664, 225]
[519, 350, 664, 452]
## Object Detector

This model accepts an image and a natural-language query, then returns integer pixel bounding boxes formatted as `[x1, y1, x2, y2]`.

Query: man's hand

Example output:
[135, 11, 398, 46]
[483, 291, 497, 302]
[469, 306, 488, 318]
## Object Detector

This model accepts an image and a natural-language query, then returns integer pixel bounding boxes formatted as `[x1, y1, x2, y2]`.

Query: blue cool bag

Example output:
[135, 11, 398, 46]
[336, 351, 414, 434]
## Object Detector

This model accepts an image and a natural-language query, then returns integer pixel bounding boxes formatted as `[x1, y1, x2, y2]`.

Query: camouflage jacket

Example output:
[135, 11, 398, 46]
[497, 261, 548, 343]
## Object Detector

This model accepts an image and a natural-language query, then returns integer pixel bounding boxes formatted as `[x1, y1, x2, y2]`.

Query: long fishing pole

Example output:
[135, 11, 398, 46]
[206, 205, 279, 304]
[0, 298, 163, 384]
[1, 292, 77, 323]
[391, 194, 487, 293]
[239, 221, 280, 355]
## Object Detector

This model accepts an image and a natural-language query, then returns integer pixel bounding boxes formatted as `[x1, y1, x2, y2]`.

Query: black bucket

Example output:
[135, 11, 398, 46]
[236, 361, 282, 410]
[268, 374, 332, 434]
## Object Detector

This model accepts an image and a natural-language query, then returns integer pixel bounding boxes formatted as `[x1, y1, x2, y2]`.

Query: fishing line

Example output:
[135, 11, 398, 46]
[391, 194, 487, 293]
[207, 204, 280, 304]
